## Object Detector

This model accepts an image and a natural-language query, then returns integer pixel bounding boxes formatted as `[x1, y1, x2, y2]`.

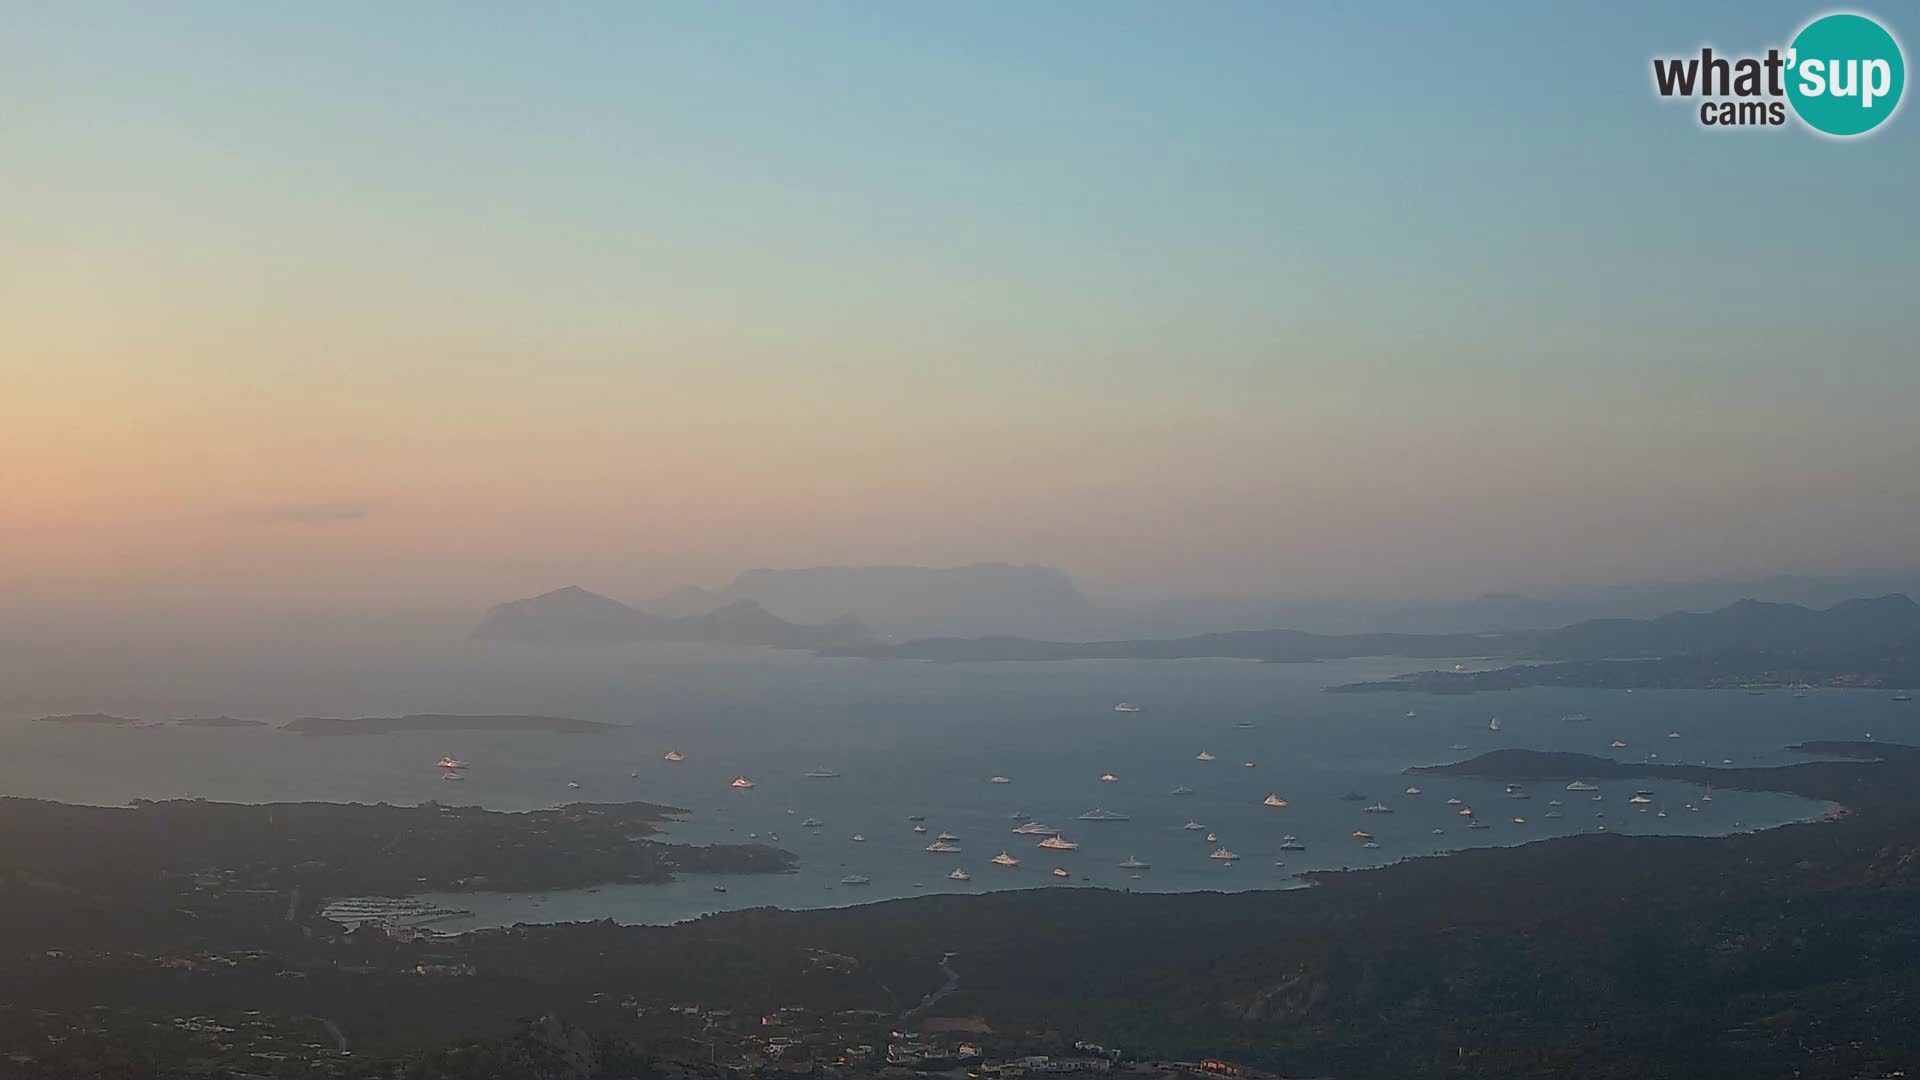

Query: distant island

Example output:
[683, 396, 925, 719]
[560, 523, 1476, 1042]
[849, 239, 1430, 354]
[33, 712, 141, 726]
[474, 585, 870, 648]
[284, 713, 615, 736]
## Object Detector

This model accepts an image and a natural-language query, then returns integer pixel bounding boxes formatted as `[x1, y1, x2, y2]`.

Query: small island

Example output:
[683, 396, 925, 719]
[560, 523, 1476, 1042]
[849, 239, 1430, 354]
[283, 713, 615, 736]
[171, 715, 269, 728]
[33, 712, 141, 726]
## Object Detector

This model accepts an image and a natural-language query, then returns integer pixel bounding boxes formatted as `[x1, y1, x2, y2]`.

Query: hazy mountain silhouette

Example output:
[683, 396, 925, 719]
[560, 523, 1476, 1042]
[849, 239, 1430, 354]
[826, 594, 1920, 664]
[647, 563, 1103, 637]
[474, 587, 868, 648]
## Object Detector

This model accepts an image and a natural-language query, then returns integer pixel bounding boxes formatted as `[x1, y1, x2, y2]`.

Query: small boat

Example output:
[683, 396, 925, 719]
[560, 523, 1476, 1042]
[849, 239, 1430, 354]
[1407, 711, 1417, 717]
[1037, 835, 1078, 851]
[1279, 835, 1305, 851]
[730, 776, 754, 789]
[989, 776, 1012, 784]
[567, 781, 581, 789]
[1236, 721, 1256, 729]
[1012, 822, 1059, 835]
[1566, 781, 1599, 792]
[712, 885, 728, 893]
[936, 831, 960, 842]
[1113, 702, 1142, 713]
[805, 767, 840, 778]
[1667, 731, 1681, 739]
[1700, 791, 1714, 802]
[1169, 785, 1195, 795]
[436, 757, 468, 770]
[1350, 830, 1374, 842]
[1098, 773, 1119, 783]
[1467, 819, 1490, 830]
[1512, 817, 1527, 824]
[907, 814, 926, 821]
[1183, 820, 1206, 831]
[1363, 802, 1394, 814]
[1078, 808, 1130, 821]
[1052, 867, 1070, 878]
[949, 868, 971, 881]
[1609, 740, 1628, 749]
[1242, 761, 1256, 768]
[991, 851, 1021, 867]
[1548, 799, 1563, 806]
[1488, 717, 1502, 732]
[850, 833, 866, 842]
[1450, 743, 1470, 751]
[1210, 847, 1240, 861]
[1195, 751, 1216, 762]
[1404, 786, 1422, 795]
[663, 751, 686, 762]
[925, 841, 962, 853]
[630, 771, 638, 778]
[801, 817, 824, 827]
[1458, 806, 1475, 816]
[1205, 832, 1218, 843]
[1629, 793, 1653, 805]
[1562, 714, 1591, 723]
[912, 824, 928, 833]
[1445, 797, 1464, 805]
[1118, 855, 1150, 869]
[840, 874, 870, 885]
[1263, 794, 1289, 808]
[1544, 809, 1564, 819]
[1362, 841, 1380, 850]
[441, 772, 465, 781]
[1896, 693, 1915, 702]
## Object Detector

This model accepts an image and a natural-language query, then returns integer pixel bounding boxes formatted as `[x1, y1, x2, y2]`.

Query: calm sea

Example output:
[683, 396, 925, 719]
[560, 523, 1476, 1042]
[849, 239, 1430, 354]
[2, 642, 1897, 926]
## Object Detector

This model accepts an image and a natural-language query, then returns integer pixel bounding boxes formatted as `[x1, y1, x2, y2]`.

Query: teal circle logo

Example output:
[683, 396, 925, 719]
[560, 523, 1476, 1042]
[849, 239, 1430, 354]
[1786, 13, 1905, 136]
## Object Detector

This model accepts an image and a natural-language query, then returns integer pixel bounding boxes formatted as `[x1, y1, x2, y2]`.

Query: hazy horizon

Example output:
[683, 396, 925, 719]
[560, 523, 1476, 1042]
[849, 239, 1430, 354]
[7, 2, 1918, 620]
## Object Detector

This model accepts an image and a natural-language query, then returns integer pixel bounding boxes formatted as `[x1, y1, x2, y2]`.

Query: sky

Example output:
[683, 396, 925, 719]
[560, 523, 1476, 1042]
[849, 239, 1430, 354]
[2, 1, 1917, 617]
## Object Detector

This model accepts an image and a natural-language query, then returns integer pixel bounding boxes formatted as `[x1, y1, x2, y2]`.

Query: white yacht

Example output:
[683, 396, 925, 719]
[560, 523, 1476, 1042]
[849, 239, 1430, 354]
[1099, 772, 1119, 783]
[1566, 781, 1599, 792]
[1404, 786, 1422, 795]
[1195, 750, 1216, 762]
[1243, 761, 1257, 768]
[850, 833, 866, 842]
[730, 776, 754, 789]
[1363, 802, 1394, 814]
[1629, 793, 1653, 805]
[1118, 855, 1150, 869]
[840, 874, 870, 886]
[1350, 830, 1374, 842]
[1012, 822, 1058, 835]
[805, 767, 840, 778]
[663, 750, 686, 762]
[801, 817, 824, 827]
[1278, 835, 1305, 851]
[1205, 832, 1218, 843]
[949, 868, 971, 881]
[989, 776, 1012, 784]
[1113, 702, 1142, 713]
[441, 771, 465, 781]
[1609, 740, 1629, 749]
[567, 781, 581, 789]
[1037, 834, 1079, 851]
[1263, 794, 1289, 808]
[912, 824, 928, 833]
[1183, 820, 1206, 831]
[1052, 867, 1070, 878]
[1169, 785, 1195, 795]
[991, 851, 1021, 867]
[1210, 847, 1239, 861]
[1445, 797, 1464, 805]
[925, 841, 962, 853]
[1078, 808, 1130, 821]
[936, 831, 960, 842]
[1667, 731, 1681, 739]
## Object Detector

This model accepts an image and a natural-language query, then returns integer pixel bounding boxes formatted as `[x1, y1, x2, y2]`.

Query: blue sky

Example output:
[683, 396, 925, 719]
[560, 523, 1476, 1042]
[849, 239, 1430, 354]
[2, 2, 1916, 607]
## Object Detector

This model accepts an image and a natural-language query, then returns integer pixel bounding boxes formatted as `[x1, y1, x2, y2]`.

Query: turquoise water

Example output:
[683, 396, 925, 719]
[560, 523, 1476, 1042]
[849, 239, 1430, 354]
[1, 642, 1900, 925]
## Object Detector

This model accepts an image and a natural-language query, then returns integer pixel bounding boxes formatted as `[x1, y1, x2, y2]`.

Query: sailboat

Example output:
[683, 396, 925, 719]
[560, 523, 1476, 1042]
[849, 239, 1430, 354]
[663, 750, 687, 762]
[1488, 717, 1503, 732]
[1195, 751, 1216, 762]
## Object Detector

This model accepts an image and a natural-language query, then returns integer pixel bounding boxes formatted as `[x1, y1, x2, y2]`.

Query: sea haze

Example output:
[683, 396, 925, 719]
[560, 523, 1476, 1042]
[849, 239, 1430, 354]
[1, 644, 1876, 926]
